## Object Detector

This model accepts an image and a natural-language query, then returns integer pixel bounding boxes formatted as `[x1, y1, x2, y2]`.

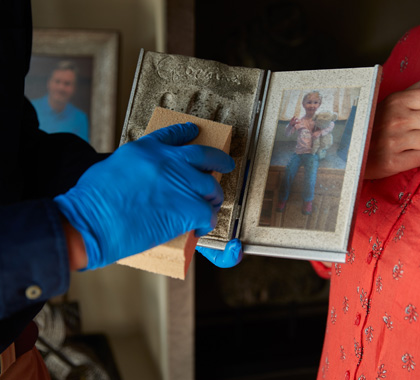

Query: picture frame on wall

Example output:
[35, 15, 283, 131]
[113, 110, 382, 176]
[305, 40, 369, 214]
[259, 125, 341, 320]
[25, 28, 119, 152]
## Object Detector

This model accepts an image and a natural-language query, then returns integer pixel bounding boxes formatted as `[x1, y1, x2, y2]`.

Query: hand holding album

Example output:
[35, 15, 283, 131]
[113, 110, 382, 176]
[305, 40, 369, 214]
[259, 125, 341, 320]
[365, 81, 420, 179]
[196, 238, 243, 268]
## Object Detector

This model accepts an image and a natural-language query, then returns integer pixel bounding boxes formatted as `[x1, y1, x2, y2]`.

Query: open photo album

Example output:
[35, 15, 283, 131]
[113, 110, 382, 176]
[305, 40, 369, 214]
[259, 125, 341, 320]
[120, 49, 381, 264]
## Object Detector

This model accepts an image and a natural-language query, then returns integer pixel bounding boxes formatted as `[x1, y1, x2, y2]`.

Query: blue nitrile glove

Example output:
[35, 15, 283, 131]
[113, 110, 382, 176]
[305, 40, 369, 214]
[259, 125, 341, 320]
[54, 122, 235, 270]
[196, 238, 243, 268]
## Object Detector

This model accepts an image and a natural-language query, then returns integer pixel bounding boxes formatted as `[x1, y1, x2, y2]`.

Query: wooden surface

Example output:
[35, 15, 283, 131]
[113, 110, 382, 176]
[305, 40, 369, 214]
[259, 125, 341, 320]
[259, 166, 344, 232]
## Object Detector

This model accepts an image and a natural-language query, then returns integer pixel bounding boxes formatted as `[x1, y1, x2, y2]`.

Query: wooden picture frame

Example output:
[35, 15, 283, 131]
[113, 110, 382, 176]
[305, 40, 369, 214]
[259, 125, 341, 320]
[25, 28, 119, 152]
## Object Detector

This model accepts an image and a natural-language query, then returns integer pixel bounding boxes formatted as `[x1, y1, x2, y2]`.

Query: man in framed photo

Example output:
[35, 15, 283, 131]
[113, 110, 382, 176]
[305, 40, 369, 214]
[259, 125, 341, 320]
[31, 60, 89, 142]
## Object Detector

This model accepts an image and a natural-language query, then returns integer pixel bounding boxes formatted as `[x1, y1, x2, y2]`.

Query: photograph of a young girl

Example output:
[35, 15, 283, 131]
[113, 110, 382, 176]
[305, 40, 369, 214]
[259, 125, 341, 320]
[259, 87, 360, 232]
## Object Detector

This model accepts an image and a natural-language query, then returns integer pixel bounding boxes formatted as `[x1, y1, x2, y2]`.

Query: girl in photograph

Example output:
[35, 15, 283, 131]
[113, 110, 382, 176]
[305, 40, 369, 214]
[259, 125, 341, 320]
[277, 91, 335, 215]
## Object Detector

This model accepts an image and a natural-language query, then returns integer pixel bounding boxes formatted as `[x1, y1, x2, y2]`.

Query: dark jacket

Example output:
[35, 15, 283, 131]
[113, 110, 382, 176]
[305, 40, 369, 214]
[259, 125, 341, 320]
[0, 0, 106, 353]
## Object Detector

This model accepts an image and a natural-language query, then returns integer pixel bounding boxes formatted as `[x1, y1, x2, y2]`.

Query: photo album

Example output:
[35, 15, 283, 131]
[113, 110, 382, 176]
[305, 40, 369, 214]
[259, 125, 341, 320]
[118, 48, 381, 276]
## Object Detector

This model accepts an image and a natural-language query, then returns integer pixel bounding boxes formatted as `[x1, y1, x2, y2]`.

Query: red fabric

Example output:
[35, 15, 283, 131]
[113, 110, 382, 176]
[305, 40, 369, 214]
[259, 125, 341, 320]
[317, 26, 420, 380]
[378, 27, 420, 102]
[1, 347, 50, 380]
[310, 260, 332, 280]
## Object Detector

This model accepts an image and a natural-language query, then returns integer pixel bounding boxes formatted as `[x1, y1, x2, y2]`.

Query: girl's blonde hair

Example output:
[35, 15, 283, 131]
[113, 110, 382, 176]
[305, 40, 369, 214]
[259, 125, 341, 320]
[302, 91, 322, 104]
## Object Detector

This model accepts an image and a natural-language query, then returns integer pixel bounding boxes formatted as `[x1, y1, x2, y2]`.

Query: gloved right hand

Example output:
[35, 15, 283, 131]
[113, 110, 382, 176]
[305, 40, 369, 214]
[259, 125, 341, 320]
[54, 122, 235, 270]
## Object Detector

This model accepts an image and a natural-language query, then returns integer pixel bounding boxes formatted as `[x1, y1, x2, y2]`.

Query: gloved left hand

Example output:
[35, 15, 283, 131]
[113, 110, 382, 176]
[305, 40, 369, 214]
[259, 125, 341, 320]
[54, 122, 235, 270]
[196, 238, 243, 268]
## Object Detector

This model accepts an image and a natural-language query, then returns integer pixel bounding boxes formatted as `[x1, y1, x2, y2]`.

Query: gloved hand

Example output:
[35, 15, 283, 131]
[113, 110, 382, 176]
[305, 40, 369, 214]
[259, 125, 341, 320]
[195, 238, 243, 268]
[54, 122, 235, 270]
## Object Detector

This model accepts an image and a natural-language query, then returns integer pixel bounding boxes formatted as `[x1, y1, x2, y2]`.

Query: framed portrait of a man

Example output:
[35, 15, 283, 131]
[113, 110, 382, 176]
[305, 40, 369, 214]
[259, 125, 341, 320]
[25, 29, 119, 152]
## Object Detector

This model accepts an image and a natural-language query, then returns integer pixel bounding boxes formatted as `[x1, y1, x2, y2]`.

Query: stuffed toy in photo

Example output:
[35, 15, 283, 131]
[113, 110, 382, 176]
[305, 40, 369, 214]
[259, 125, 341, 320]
[312, 112, 337, 159]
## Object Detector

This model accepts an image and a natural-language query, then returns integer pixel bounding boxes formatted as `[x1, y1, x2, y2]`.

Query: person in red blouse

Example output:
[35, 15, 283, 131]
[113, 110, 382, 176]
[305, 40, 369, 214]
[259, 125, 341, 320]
[312, 26, 420, 380]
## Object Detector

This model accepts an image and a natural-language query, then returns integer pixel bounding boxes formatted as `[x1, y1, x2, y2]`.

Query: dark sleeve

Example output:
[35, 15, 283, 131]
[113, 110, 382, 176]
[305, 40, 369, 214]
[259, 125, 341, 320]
[0, 99, 110, 352]
[0, 0, 110, 353]
[22, 118, 111, 200]
[0, 199, 70, 351]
